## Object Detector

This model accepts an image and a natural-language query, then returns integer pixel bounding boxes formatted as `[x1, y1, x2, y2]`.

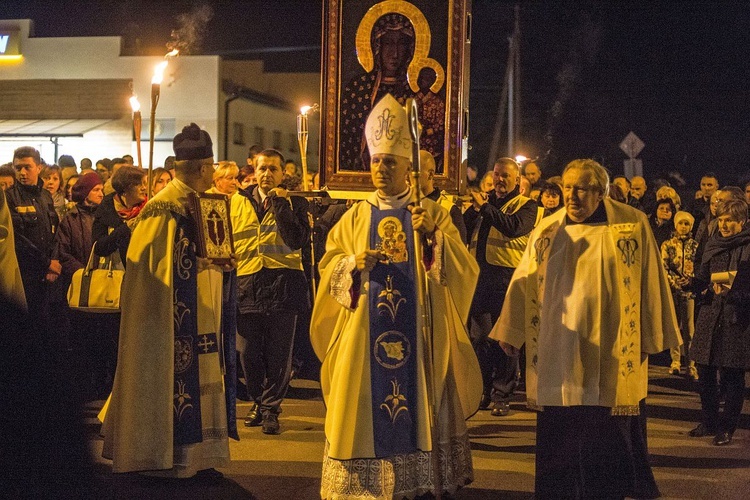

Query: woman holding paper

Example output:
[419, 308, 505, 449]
[689, 198, 750, 446]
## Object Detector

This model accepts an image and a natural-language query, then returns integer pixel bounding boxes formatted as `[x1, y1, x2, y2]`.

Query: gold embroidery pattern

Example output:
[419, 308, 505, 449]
[377, 274, 406, 321]
[174, 231, 192, 280]
[174, 379, 193, 421]
[173, 289, 190, 333]
[374, 331, 412, 369]
[320, 434, 473, 498]
[381, 379, 409, 424]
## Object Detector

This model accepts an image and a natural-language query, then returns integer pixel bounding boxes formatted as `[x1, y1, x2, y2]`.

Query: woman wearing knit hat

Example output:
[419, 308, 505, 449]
[661, 210, 699, 380]
[55, 171, 112, 399]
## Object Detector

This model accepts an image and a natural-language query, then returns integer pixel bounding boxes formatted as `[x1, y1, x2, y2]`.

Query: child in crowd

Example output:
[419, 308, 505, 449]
[661, 211, 699, 380]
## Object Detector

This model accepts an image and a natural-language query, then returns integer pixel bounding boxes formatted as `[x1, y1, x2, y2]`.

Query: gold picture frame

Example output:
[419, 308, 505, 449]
[187, 192, 235, 266]
[320, 0, 471, 193]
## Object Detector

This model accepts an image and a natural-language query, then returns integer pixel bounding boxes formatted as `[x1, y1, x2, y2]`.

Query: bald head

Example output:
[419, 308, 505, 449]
[418, 150, 436, 196]
[524, 162, 541, 185]
[630, 176, 646, 199]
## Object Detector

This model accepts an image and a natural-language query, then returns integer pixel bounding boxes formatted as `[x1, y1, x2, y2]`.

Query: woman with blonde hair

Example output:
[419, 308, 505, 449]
[150, 167, 172, 195]
[656, 185, 681, 211]
[41, 164, 68, 219]
[208, 161, 239, 196]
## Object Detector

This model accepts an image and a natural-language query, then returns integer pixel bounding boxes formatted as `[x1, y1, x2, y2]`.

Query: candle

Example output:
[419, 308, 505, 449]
[297, 105, 315, 191]
[130, 96, 143, 169]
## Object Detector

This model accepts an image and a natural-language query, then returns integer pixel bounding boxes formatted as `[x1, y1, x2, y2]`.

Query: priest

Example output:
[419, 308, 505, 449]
[490, 159, 681, 499]
[102, 123, 238, 477]
[311, 94, 482, 499]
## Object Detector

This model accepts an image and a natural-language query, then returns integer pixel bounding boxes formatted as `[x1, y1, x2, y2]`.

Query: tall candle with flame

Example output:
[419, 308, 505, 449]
[297, 106, 312, 191]
[130, 96, 142, 168]
[147, 60, 168, 197]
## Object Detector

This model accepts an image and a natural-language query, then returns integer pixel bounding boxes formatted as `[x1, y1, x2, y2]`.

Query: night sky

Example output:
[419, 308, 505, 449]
[1, 0, 748, 185]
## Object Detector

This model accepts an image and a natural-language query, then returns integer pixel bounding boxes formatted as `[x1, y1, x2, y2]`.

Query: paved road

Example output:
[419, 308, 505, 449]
[85, 367, 750, 499]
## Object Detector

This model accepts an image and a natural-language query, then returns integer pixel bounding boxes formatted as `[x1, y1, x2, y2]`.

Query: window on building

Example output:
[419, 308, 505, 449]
[233, 122, 245, 145]
[288, 133, 297, 153]
[254, 127, 265, 147]
[272, 130, 282, 150]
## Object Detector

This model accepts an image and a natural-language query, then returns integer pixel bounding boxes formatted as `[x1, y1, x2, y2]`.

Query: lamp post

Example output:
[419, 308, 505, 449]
[130, 96, 142, 168]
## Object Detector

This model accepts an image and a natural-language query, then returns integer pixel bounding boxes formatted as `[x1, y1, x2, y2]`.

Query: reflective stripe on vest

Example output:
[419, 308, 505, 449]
[231, 194, 302, 276]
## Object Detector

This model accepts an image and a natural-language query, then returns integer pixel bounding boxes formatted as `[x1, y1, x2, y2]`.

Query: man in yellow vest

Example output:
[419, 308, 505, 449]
[231, 149, 310, 435]
[464, 157, 539, 416]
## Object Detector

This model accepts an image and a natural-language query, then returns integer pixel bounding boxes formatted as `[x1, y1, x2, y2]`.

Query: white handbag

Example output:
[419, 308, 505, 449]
[67, 242, 124, 313]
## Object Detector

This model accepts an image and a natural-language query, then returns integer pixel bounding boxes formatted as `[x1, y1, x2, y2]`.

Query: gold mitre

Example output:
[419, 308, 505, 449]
[365, 94, 412, 162]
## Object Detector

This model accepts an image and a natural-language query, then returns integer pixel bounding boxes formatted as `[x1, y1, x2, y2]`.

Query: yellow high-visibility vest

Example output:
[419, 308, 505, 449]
[231, 194, 303, 276]
[470, 194, 542, 268]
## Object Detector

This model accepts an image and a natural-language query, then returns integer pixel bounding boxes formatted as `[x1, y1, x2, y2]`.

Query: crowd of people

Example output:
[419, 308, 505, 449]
[1, 93, 749, 498]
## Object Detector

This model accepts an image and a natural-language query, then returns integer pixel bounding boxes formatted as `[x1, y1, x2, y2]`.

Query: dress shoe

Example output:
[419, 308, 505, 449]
[244, 403, 262, 427]
[688, 423, 715, 437]
[262, 413, 280, 435]
[491, 401, 510, 417]
[713, 431, 733, 446]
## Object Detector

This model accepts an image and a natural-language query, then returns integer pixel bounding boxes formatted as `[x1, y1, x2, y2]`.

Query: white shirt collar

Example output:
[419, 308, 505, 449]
[367, 186, 412, 210]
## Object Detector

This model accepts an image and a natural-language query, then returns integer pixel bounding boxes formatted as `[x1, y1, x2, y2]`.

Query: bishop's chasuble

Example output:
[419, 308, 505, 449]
[102, 178, 238, 477]
[311, 189, 482, 499]
[490, 198, 681, 413]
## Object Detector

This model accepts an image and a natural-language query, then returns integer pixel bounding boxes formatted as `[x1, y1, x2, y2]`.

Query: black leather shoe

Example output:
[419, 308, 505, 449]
[262, 413, 280, 435]
[244, 403, 262, 427]
[713, 431, 733, 446]
[688, 423, 715, 437]
[491, 401, 510, 417]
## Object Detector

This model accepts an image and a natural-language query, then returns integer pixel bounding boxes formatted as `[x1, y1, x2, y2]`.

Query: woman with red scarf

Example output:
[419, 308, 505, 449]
[92, 166, 147, 267]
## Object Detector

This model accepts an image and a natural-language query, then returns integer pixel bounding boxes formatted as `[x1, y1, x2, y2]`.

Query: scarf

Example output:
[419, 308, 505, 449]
[114, 194, 147, 221]
[702, 225, 750, 264]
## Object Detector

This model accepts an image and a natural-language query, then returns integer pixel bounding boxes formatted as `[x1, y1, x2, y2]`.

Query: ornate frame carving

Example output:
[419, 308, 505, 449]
[320, 0, 471, 193]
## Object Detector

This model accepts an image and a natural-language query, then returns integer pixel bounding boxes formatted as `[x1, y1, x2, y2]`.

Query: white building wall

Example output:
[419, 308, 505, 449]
[0, 20, 220, 167]
[224, 97, 320, 172]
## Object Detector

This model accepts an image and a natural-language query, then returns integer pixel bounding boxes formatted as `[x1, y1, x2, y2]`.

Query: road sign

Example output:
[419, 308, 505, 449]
[620, 132, 644, 159]
[623, 158, 643, 178]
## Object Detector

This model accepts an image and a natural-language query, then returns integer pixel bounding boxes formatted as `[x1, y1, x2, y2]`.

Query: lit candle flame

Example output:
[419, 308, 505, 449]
[514, 155, 528, 163]
[165, 49, 179, 58]
[300, 105, 312, 116]
[130, 96, 141, 113]
[152, 60, 169, 85]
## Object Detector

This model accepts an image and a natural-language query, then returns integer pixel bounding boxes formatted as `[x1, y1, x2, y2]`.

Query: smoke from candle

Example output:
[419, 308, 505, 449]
[166, 4, 214, 55]
[543, 13, 601, 159]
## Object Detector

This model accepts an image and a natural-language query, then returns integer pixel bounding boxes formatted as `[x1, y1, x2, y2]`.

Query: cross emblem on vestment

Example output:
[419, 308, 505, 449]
[198, 334, 216, 354]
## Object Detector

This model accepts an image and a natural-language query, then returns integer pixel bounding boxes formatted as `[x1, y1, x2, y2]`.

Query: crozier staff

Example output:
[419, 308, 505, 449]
[311, 93, 481, 499]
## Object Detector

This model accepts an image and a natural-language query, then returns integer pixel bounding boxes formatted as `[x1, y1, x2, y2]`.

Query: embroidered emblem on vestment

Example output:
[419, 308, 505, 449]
[380, 379, 409, 424]
[377, 274, 406, 322]
[174, 336, 194, 373]
[374, 331, 412, 369]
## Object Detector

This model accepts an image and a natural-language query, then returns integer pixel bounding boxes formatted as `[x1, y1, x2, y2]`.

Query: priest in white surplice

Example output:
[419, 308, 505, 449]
[490, 159, 681, 499]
